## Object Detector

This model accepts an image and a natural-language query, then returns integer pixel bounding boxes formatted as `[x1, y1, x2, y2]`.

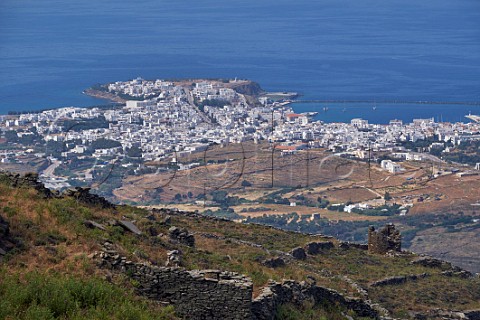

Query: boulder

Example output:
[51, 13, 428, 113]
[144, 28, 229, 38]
[305, 241, 334, 255]
[84, 220, 106, 231]
[263, 257, 286, 268]
[290, 247, 307, 260]
[118, 220, 142, 235]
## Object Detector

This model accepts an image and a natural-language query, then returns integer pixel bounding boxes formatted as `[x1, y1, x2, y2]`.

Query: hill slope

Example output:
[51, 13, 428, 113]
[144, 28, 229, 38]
[0, 172, 479, 319]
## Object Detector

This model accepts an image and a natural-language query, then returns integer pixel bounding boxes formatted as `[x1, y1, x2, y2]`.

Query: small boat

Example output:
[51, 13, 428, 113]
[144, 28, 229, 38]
[323, 107, 328, 112]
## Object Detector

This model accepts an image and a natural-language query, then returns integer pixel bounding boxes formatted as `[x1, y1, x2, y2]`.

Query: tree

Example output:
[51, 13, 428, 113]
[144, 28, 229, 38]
[241, 180, 252, 189]
[91, 138, 121, 150]
[384, 192, 392, 201]
[127, 146, 143, 158]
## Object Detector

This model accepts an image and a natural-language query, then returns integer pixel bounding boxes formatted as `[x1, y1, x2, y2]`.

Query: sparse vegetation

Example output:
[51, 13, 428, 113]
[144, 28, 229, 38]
[1, 174, 480, 319]
[0, 271, 176, 320]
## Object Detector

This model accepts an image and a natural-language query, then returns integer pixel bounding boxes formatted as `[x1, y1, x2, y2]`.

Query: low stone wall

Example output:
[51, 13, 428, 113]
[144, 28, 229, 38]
[0, 171, 53, 198]
[95, 250, 253, 320]
[370, 273, 429, 287]
[63, 187, 115, 209]
[305, 241, 334, 255]
[339, 241, 369, 251]
[251, 280, 379, 319]
[0, 172, 113, 209]
[95, 249, 380, 319]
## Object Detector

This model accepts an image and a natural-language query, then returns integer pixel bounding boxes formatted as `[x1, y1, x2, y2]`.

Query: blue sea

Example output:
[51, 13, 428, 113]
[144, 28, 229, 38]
[1, 0, 479, 123]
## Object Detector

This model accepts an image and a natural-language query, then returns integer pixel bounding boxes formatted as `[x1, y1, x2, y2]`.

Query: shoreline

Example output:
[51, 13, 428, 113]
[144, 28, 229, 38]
[83, 88, 127, 104]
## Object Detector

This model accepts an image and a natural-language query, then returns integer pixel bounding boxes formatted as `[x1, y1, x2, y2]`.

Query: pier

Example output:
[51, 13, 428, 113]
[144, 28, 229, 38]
[292, 99, 480, 106]
[466, 114, 480, 123]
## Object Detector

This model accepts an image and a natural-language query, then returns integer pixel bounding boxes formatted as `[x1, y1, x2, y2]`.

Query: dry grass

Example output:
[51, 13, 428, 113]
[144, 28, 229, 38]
[2, 181, 480, 317]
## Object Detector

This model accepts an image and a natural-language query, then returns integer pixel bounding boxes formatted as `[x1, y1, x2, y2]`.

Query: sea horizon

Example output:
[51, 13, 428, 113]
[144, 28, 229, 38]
[1, 0, 479, 122]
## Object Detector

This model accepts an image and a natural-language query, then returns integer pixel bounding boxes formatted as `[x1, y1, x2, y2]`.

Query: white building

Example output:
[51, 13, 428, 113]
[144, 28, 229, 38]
[351, 118, 368, 128]
[380, 160, 403, 173]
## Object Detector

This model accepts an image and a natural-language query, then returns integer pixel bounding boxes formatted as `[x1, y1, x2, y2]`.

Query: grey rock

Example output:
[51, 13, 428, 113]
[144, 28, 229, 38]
[119, 220, 142, 235]
[84, 220, 106, 231]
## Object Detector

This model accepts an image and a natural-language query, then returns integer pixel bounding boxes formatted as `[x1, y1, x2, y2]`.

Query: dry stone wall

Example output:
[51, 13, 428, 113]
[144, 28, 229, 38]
[95, 249, 253, 320]
[95, 249, 381, 320]
[0, 171, 53, 198]
[251, 280, 379, 320]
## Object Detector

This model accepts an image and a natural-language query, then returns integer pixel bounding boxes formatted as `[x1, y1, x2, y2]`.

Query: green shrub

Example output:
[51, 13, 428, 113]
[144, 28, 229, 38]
[0, 270, 176, 319]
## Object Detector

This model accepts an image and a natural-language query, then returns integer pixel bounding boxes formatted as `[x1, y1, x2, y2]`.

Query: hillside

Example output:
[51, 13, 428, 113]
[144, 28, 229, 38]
[1, 172, 480, 320]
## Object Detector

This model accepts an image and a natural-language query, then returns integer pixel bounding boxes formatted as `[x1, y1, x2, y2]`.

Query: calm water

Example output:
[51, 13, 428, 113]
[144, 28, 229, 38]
[1, 0, 479, 123]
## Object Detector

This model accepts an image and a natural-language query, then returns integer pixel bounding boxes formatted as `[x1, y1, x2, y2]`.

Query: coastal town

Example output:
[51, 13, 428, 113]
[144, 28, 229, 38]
[2, 78, 480, 273]
[0, 78, 479, 198]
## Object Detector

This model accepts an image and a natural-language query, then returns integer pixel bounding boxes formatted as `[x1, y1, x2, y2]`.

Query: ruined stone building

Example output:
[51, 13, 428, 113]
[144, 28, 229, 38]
[368, 224, 402, 254]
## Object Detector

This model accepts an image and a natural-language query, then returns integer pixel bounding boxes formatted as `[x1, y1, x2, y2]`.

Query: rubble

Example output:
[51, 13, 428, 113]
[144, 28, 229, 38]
[168, 226, 195, 247]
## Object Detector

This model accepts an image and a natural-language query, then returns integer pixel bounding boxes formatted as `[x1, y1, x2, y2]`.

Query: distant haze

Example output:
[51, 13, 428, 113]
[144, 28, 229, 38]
[1, 0, 479, 121]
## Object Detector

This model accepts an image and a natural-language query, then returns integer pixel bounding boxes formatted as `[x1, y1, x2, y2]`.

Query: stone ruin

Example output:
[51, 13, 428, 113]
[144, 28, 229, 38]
[95, 249, 253, 320]
[94, 248, 380, 320]
[368, 224, 401, 254]
[168, 226, 195, 247]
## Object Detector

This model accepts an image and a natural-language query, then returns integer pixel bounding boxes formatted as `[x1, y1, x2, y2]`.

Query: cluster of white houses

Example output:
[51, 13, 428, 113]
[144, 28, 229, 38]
[1, 78, 480, 179]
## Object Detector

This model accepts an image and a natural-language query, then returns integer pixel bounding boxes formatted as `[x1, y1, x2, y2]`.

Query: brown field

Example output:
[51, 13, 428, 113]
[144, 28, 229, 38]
[114, 142, 480, 220]
[232, 203, 387, 222]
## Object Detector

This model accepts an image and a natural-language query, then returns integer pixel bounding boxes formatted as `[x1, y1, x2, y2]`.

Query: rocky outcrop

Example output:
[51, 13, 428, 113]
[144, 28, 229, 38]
[229, 81, 264, 97]
[63, 187, 115, 209]
[368, 224, 401, 254]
